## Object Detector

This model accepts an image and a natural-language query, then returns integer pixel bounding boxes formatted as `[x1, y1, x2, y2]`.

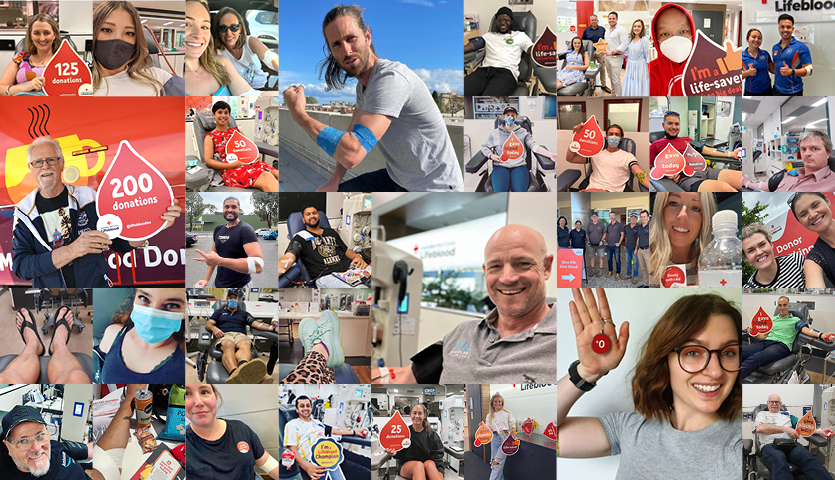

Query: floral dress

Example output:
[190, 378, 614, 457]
[207, 126, 275, 188]
[557, 51, 587, 86]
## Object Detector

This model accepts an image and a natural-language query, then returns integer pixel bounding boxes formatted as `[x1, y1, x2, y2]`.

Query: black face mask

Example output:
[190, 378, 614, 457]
[95, 38, 136, 70]
[665, 131, 679, 140]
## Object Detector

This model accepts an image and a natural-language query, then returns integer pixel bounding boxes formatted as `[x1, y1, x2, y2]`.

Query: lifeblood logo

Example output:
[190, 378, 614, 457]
[773, 0, 835, 11]
[650, 143, 691, 180]
[662, 265, 686, 288]
[681, 31, 743, 96]
[683, 144, 707, 172]
[532, 26, 558, 68]
[750, 307, 773, 335]
[570, 115, 605, 156]
[501, 132, 524, 161]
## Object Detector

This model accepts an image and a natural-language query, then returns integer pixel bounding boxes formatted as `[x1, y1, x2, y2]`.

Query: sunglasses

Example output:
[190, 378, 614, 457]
[665, 111, 680, 117]
[217, 23, 241, 33]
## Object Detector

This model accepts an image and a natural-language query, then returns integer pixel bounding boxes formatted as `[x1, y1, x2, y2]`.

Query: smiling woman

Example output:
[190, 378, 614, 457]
[741, 223, 805, 288]
[790, 192, 835, 288]
[0, 14, 60, 96]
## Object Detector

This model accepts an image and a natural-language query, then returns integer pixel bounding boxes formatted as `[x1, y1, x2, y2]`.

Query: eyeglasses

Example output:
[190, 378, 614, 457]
[673, 344, 741, 373]
[767, 400, 782, 404]
[29, 157, 60, 169]
[7, 430, 50, 451]
[217, 23, 240, 33]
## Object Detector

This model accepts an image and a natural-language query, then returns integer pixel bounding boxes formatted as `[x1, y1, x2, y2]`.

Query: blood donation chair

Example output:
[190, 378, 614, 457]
[556, 137, 647, 192]
[648, 131, 751, 192]
[742, 303, 835, 384]
[186, 113, 260, 192]
[551, 39, 601, 97]
[744, 403, 829, 480]
[278, 211, 331, 288]
[465, 116, 554, 192]
[464, 11, 536, 96]
[194, 297, 279, 384]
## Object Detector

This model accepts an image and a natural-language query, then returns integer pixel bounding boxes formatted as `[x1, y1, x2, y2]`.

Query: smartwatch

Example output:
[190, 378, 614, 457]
[791, 68, 796, 76]
[568, 359, 597, 391]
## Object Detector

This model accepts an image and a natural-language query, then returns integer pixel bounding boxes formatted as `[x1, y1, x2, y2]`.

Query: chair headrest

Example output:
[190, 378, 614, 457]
[620, 138, 636, 155]
[773, 302, 809, 322]
[582, 39, 594, 53]
[489, 11, 536, 39]
[144, 28, 159, 55]
[287, 211, 331, 237]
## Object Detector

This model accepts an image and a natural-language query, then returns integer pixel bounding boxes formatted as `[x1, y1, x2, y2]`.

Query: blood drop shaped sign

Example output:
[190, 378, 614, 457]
[43, 40, 93, 96]
[797, 410, 816, 437]
[501, 132, 524, 162]
[650, 143, 691, 180]
[225, 129, 260, 165]
[543, 422, 557, 441]
[751, 307, 773, 335]
[379, 411, 411, 452]
[501, 435, 520, 455]
[570, 115, 605, 157]
[531, 25, 558, 68]
[683, 143, 707, 172]
[96, 140, 174, 241]
[473, 422, 493, 447]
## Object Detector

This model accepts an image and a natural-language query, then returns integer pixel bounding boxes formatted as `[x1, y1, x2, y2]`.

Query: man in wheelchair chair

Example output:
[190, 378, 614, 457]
[754, 394, 834, 479]
[464, 7, 534, 96]
[742, 297, 835, 380]
[565, 123, 649, 192]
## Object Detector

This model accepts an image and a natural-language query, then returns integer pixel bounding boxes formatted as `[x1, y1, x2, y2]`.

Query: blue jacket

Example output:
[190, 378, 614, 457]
[12, 184, 133, 287]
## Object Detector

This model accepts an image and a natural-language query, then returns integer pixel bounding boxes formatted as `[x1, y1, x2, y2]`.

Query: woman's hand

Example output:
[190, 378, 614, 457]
[489, 154, 501, 162]
[226, 161, 243, 169]
[384, 448, 398, 456]
[160, 198, 181, 230]
[569, 288, 629, 384]
[23, 76, 45, 92]
[742, 67, 757, 78]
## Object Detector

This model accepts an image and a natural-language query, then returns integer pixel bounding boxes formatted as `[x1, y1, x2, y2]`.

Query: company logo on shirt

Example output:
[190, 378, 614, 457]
[238, 441, 250, 453]
[313, 236, 342, 265]
[449, 340, 470, 358]
[218, 235, 229, 244]
[78, 211, 88, 227]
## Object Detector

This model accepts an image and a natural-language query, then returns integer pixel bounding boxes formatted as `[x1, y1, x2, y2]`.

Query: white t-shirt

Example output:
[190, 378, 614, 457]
[481, 31, 534, 80]
[754, 410, 792, 446]
[283, 418, 326, 462]
[588, 148, 638, 192]
[487, 410, 516, 439]
[92, 66, 172, 96]
[217, 37, 267, 89]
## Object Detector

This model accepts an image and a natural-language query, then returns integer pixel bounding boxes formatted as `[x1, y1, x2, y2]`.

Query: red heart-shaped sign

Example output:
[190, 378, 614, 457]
[651, 143, 687, 180]
[532, 25, 558, 68]
[683, 144, 707, 172]
[43, 40, 93, 96]
[225, 129, 260, 165]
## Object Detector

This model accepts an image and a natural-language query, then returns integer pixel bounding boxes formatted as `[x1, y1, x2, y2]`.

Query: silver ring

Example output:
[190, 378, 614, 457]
[601, 318, 615, 325]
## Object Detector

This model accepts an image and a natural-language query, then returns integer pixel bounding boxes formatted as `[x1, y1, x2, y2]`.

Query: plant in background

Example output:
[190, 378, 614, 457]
[423, 270, 485, 312]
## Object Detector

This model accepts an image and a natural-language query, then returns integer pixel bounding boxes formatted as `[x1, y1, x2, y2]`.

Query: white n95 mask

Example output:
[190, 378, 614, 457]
[660, 36, 693, 64]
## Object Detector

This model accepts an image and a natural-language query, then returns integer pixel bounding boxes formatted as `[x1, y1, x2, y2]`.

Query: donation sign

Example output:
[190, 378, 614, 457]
[557, 248, 583, 288]
[225, 129, 260, 165]
[96, 140, 174, 241]
[43, 40, 93, 96]
[750, 307, 773, 335]
[531, 26, 558, 68]
[681, 31, 743, 96]
[650, 143, 691, 180]
[683, 144, 707, 172]
[473, 422, 493, 447]
[311, 438, 344, 470]
[500, 132, 524, 162]
[593, 39, 609, 55]
[661, 264, 687, 288]
[543, 422, 557, 441]
[281, 450, 295, 468]
[379, 411, 411, 452]
[797, 411, 816, 437]
[521, 418, 538, 435]
[500, 435, 520, 455]
[570, 115, 605, 157]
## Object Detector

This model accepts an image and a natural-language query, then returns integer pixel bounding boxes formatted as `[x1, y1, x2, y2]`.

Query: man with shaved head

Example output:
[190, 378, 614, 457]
[382, 224, 555, 384]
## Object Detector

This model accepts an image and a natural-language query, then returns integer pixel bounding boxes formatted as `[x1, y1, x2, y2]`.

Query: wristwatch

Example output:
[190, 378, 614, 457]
[568, 359, 597, 391]
[791, 68, 796, 76]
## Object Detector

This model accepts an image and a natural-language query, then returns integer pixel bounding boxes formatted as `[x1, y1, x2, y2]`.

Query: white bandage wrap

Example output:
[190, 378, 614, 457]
[92, 445, 124, 480]
[806, 64, 813, 75]
[261, 454, 279, 473]
[263, 50, 278, 66]
[247, 256, 265, 274]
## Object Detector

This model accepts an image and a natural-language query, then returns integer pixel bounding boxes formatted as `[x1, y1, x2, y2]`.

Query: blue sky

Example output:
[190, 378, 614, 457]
[279, 0, 463, 103]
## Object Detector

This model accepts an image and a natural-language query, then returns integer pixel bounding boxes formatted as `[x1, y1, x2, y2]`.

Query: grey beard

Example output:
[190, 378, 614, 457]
[12, 454, 50, 477]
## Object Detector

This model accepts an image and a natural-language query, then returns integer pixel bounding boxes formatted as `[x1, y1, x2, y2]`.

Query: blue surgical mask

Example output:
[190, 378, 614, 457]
[504, 116, 516, 126]
[228, 299, 238, 309]
[607, 136, 621, 147]
[131, 304, 183, 344]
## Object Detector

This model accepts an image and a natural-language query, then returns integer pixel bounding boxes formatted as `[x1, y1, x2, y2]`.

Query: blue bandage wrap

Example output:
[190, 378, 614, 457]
[352, 124, 378, 153]
[317, 126, 346, 157]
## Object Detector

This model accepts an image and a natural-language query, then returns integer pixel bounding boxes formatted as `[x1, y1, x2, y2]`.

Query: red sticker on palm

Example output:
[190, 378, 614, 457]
[592, 333, 610, 353]
[42, 40, 93, 96]
[570, 115, 605, 157]
[661, 265, 686, 288]
[501, 132, 524, 162]
[95, 140, 174, 241]
[225, 129, 260, 165]
[473, 421, 492, 447]
[521, 419, 534, 435]
[500, 435, 520, 455]
[379, 411, 411, 452]
[543, 422, 557, 441]
[683, 144, 707, 172]
[650, 143, 690, 180]
[750, 307, 773, 335]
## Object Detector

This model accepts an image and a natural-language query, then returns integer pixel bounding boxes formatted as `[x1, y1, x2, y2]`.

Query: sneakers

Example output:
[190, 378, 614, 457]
[226, 358, 267, 384]
[299, 310, 344, 368]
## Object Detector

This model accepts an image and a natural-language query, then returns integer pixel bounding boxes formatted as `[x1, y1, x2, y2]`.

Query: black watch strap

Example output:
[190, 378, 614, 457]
[568, 359, 596, 391]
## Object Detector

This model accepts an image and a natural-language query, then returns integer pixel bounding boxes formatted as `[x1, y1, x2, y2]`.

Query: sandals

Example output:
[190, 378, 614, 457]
[48, 306, 71, 355]
[16, 308, 45, 357]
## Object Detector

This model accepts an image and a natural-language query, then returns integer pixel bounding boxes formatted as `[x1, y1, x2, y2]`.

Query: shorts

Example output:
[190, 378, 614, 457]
[587, 246, 606, 258]
[677, 167, 721, 192]
[213, 331, 251, 349]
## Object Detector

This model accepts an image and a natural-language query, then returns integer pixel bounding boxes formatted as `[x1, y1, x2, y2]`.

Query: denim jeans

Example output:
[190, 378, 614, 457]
[625, 248, 639, 278]
[761, 443, 831, 480]
[605, 245, 621, 273]
[488, 434, 507, 480]
[741, 340, 791, 379]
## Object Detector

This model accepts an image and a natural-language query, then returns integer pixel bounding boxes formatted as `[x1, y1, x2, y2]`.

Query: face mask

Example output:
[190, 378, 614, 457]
[504, 116, 516, 126]
[95, 38, 136, 70]
[659, 35, 693, 63]
[131, 304, 183, 344]
[607, 136, 621, 147]
[228, 299, 238, 309]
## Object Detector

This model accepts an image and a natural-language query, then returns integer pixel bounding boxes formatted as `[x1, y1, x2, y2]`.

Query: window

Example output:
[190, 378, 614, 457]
[558, 101, 586, 130]
[649, 96, 669, 119]
[605, 99, 642, 132]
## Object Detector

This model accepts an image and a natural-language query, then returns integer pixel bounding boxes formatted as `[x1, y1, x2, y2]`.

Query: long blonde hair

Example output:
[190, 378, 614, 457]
[485, 392, 512, 426]
[188, 0, 231, 87]
[91, 1, 165, 95]
[24, 14, 61, 55]
[649, 193, 716, 286]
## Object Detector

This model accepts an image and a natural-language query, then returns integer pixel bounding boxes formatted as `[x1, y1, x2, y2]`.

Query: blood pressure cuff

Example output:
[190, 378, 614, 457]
[468, 36, 485, 50]
[163, 76, 185, 96]
[61, 439, 89, 460]
[689, 140, 705, 154]
[410, 341, 443, 384]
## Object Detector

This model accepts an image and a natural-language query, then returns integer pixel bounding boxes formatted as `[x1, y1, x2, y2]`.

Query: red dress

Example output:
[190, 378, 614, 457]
[207, 127, 276, 188]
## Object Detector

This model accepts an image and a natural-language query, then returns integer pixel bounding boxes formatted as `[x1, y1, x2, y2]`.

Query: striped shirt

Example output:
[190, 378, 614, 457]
[743, 252, 805, 289]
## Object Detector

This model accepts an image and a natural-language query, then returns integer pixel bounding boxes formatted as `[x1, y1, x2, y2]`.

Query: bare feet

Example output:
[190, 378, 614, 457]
[16, 309, 43, 356]
[50, 309, 73, 355]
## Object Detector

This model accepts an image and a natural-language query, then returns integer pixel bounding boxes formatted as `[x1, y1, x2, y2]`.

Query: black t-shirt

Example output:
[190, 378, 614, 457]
[35, 188, 76, 287]
[286, 228, 353, 279]
[186, 419, 265, 480]
[212, 221, 258, 287]
[393, 426, 444, 474]
[5, 441, 86, 480]
[568, 229, 586, 249]
[210, 307, 254, 334]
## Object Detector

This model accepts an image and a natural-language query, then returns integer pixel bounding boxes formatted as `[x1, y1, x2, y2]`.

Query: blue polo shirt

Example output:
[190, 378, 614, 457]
[742, 47, 772, 94]
[581, 26, 606, 44]
[772, 38, 812, 94]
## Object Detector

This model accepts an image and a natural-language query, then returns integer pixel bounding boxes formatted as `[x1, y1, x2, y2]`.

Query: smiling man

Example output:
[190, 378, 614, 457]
[282, 5, 462, 192]
[2, 405, 89, 480]
[464, 6, 534, 96]
[744, 131, 835, 192]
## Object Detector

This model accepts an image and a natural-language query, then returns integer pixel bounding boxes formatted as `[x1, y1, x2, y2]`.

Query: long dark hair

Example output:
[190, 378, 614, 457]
[569, 36, 586, 56]
[317, 4, 376, 91]
[112, 289, 186, 350]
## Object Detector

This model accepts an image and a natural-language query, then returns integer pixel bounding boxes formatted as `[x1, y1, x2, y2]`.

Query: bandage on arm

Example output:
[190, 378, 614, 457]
[316, 124, 379, 159]
[260, 454, 279, 473]
[263, 50, 278, 69]
[247, 256, 264, 274]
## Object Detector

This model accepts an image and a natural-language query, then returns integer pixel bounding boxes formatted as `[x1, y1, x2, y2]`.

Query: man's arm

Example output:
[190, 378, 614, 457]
[630, 163, 650, 189]
[278, 251, 298, 275]
[249, 314, 276, 333]
[755, 423, 797, 436]
[194, 241, 264, 275]
[344, 249, 368, 269]
[701, 145, 742, 159]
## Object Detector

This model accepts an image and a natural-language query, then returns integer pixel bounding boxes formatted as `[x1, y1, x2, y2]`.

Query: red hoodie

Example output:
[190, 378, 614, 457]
[649, 4, 696, 96]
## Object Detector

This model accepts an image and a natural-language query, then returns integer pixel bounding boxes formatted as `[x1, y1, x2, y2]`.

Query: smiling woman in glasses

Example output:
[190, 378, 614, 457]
[557, 289, 742, 479]
[212, 7, 277, 90]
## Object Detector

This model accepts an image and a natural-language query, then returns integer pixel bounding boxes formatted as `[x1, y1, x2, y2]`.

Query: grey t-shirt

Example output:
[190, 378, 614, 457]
[600, 412, 742, 479]
[356, 59, 464, 191]
[606, 221, 624, 247]
[438, 304, 555, 384]
[480, 124, 539, 169]
[587, 221, 605, 248]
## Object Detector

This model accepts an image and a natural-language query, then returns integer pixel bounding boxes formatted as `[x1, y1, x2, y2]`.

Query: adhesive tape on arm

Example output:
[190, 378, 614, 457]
[247, 256, 265, 274]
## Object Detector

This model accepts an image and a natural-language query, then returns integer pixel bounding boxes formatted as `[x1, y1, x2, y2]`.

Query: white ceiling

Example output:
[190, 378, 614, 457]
[742, 96, 829, 133]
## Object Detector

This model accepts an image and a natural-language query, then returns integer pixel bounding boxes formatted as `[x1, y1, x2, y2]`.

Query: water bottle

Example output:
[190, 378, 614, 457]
[698, 210, 742, 287]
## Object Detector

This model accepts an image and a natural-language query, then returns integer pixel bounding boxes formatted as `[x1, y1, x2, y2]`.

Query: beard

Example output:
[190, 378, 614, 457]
[225, 211, 238, 221]
[305, 218, 320, 229]
[12, 451, 50, 477]
[341, 49, 370, 78]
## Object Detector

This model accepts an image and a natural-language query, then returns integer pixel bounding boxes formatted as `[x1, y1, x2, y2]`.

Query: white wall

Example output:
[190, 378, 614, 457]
[742, 384, 815, 444]
[489, 384, 556, 435]
[507, 192, 558, 299]
[557, 288, 741, 477]
[215, 384, 279, 459]
[463, 0, 556, 41]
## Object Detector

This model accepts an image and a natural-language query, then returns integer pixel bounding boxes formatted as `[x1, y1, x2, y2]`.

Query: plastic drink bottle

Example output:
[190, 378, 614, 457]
[698, 210, 742, 287]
